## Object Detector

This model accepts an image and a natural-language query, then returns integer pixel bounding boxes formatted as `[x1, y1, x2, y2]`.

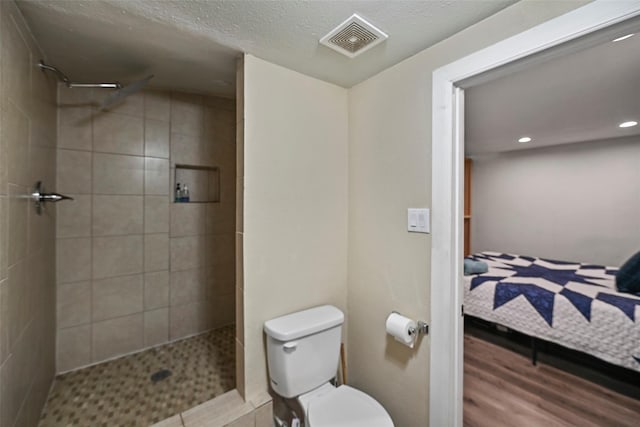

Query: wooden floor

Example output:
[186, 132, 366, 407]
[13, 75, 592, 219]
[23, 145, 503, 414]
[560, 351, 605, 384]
[464, 334, 640, 426]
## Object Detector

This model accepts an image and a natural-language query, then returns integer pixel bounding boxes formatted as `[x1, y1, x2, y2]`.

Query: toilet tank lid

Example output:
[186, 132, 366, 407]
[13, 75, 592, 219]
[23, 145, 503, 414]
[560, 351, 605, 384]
[264, 305, 344, 341]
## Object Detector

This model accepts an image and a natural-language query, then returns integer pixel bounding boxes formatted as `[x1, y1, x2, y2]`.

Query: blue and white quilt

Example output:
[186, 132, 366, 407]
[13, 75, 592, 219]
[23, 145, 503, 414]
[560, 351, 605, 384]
[464, 251, 640, 372]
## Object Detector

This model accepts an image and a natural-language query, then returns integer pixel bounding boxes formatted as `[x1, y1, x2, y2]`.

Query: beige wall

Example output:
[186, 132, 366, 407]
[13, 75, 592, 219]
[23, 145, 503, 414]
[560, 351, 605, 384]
[471, 137, 640, 267]
[241, 55, 349, 403]
[0, 1, 58, 426]
[55, 88, 236, 372]
[347, 1, 588, 426]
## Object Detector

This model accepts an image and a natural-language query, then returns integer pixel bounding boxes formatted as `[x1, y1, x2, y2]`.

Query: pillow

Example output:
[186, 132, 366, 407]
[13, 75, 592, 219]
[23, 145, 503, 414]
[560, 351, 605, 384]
[616, 251, 640, 294]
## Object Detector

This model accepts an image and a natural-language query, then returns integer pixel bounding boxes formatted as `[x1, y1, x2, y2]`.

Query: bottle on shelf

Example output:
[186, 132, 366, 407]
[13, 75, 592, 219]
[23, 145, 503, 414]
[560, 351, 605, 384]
[182, 184, 190, 202]
[175, 182, 181, 203]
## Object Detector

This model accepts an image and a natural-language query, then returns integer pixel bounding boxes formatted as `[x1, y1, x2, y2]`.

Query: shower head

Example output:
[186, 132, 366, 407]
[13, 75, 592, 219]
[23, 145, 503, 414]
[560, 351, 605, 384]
[38, 60, 154, 109]
[38, 61, 121, 89]
[100, 74, 154, 110]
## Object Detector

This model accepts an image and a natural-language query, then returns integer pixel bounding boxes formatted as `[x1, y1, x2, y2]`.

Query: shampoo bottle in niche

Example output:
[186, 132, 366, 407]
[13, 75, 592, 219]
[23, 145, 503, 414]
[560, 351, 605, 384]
[175, 183, 181, 203]
[182, 184, 190, 203]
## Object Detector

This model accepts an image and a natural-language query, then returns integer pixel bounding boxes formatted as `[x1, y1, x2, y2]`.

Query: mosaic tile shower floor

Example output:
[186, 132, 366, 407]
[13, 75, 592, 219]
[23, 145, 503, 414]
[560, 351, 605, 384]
[39, 325, 235, 427]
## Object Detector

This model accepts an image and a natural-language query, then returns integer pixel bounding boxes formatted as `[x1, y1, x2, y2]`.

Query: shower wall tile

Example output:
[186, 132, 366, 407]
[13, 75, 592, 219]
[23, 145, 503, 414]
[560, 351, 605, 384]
[204, 95, 235, 111]
[205, 107, 236, 144]
[7, 259, 28, 348]
[0, 3, 58, 423]
[210, 262, 235, 297]
[169, 301, 209, 339]
[92, 313, 144, 362]
[207, 202, 235, 236]
[56, 195, 91, 238]
[93, 153, 144, 195]
[144, 233, 169, 272]
[57, 149, 92, 194]
[4, 101, 30, 187]
[57, 281, 91, 329]
[144, 196, 169, 233]
[170, 235, 207, 271]
[93, 112, 144, 155]
[145, 118, 170, 158]
[29, 139, 56, 188]
[144, 270, 169, 310]
[8, 185, 28, 266]
[170, 267, 207, 306]
[92, 274, 143, 322]
[209, 232, 235, 267]
[144, 307, 168, 347]
[92, 195, 143, 236]
[57, 106, 92, 151]
[0, 198, 7, 279]
[58, 86, 96, 104]
[144, 157, 170, 195]
[57, 238, 91, 284]
[1, 323, 35, 427]
[170, 132, 208, 166]
[101, 91, 144, 117]
[171, 93, 203, 137]
[0, 279, 8, 363]
[212, 293, 236, 328]
[0, 120, 6, 195]
[144, 90, 171, 122]
[92, 235, 143, 279]
[171, 203, 207, 237]
[57, 325, 91, 373]
[2, 6, 30, 114]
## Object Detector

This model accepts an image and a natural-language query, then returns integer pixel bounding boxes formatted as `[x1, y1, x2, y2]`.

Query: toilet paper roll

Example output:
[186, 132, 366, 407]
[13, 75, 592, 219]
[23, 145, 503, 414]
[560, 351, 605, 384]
[385, 312, 417, 348]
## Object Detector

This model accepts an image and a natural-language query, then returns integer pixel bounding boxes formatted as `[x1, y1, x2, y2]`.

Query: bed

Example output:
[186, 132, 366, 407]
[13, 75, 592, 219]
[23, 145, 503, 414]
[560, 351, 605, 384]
[464, 251, 640, 372]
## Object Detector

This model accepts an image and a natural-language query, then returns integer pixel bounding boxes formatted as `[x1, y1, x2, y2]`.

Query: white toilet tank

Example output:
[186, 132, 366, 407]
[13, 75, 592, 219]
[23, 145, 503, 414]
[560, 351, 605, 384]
[264, 305, 344, 398]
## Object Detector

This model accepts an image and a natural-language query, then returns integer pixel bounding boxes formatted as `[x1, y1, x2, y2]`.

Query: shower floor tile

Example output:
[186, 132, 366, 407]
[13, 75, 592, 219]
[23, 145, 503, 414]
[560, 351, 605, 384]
[39, 325, 235, 427]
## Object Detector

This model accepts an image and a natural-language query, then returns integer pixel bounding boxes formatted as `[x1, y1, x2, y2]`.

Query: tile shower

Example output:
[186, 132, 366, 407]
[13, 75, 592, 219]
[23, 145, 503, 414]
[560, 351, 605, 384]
[1, 1, 241, 424]
[55, 87, 236, 372]
[49, 87, 237, 422]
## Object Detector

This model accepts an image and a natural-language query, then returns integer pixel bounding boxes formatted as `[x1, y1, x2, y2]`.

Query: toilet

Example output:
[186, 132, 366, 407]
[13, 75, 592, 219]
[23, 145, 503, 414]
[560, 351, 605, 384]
[264, 305, 394, 427]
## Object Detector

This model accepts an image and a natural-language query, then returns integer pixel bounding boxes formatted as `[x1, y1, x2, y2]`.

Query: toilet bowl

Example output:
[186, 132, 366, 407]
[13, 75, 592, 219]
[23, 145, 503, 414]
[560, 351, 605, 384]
[264, 305, 394, 427]
[299, 383, 393, 427]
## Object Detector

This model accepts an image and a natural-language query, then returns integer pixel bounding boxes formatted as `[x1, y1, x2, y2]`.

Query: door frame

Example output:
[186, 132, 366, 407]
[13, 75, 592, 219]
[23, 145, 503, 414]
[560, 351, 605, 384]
[429, 1, 640, 425]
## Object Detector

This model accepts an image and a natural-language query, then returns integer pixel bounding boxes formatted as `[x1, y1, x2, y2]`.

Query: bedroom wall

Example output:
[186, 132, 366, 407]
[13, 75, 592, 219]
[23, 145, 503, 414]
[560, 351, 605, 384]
[471, 136, 640, 267]
[347, 1, 588, 426]
[241, 55, 349, 405]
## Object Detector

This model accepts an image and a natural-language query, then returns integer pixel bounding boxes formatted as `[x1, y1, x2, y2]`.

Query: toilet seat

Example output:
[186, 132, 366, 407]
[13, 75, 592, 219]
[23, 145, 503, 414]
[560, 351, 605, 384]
[306, 385, 394, 427]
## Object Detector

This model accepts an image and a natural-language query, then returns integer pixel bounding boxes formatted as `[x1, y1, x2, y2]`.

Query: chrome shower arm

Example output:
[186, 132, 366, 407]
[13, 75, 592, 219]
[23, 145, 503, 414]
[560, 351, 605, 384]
[38, 61, 70, 85]
[38, 60, 122, 89]
[67, 82, 122, 89]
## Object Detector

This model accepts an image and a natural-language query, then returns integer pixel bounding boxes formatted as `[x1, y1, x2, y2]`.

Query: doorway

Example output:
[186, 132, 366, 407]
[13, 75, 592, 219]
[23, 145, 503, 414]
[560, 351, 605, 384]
[429, 2, 640, 425]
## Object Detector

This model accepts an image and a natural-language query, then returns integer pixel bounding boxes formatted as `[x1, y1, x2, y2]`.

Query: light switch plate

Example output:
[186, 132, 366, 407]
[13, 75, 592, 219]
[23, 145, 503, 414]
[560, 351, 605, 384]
[408, 208, 430, 233]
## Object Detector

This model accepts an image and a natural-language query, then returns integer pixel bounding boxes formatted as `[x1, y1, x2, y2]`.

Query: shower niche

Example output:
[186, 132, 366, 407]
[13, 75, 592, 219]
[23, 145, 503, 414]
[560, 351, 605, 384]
[174, 164, 220, 203]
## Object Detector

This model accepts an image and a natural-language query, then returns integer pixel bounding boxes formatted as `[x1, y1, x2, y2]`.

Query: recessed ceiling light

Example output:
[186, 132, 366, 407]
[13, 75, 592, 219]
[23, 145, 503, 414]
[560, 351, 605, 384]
[613, 33, 635, 42]
[518, 136, 532, 143]
[619, 121, 638, 128]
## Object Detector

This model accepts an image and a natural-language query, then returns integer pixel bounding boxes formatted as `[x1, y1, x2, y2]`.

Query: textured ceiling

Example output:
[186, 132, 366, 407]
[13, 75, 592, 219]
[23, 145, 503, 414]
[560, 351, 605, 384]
[465, 30, 640, 155]
[16, 0, 515, 97]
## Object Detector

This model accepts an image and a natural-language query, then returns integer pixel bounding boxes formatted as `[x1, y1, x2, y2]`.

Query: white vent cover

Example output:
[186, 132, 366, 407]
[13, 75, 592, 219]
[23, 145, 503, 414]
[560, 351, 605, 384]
[320, 14, 388, 58]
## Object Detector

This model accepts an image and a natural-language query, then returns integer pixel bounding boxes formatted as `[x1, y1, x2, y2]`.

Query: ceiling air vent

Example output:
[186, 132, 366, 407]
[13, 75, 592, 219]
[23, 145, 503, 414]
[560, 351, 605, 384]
[320, 14, 388, 58]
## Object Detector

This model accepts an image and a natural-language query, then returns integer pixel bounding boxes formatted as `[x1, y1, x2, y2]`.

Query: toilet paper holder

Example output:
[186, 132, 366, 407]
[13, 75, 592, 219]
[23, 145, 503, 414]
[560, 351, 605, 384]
[392, 311, 429, 336]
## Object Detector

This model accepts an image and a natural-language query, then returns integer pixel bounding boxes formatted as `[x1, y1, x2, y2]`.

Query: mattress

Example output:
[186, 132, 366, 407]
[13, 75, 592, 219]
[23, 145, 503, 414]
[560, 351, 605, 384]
[464, 251, 640, 372]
